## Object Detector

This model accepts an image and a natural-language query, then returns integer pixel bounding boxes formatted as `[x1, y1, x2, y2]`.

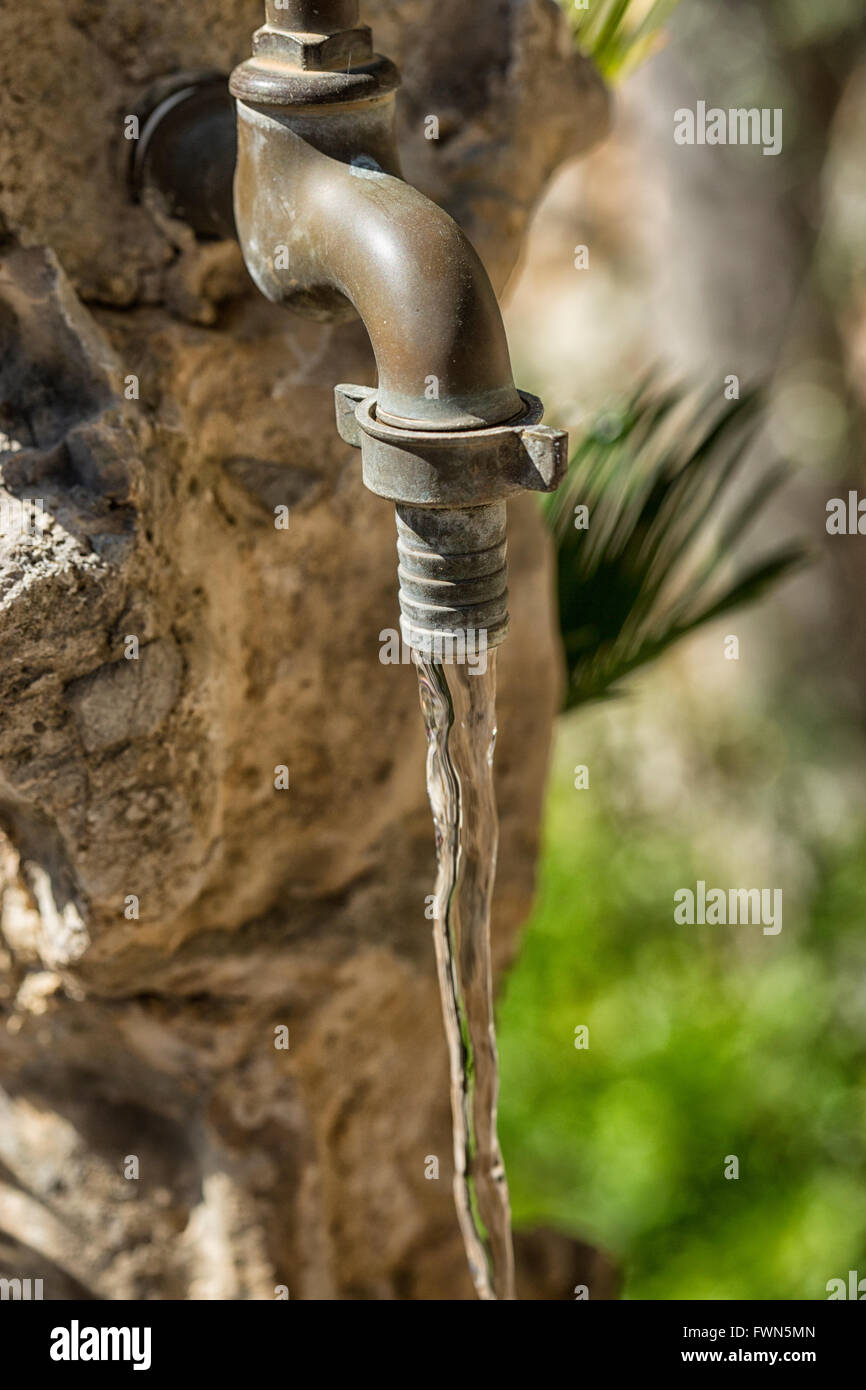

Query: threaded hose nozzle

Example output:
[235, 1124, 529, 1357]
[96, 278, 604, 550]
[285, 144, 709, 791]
[396, 503, 509, 660]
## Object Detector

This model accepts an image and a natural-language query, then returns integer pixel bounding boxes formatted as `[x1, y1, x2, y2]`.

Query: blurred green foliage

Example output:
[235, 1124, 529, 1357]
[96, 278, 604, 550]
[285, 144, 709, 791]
[498, 710, 866, 1298]
[544, 387, 805, 710]
[559, 0, 681, 81]
[560, 0, 864, 84]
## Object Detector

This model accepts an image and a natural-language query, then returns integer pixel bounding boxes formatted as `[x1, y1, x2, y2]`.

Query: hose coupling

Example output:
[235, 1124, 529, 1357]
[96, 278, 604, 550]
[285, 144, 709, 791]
[335, 385, 568, 657]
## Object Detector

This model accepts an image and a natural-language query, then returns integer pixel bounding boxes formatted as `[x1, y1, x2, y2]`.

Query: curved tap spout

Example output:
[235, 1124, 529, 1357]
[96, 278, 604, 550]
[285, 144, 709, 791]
[232, 105, 523, 431]
[229, 2, 523, 431]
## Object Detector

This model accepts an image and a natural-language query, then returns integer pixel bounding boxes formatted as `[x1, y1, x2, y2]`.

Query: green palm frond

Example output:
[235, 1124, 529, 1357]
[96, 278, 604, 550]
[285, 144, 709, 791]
[560, 0, 681, 81]
[544, 385, 807, 710]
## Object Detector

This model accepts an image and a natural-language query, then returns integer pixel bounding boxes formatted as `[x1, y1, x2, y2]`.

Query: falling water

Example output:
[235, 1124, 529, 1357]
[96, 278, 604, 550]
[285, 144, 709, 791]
[414, 652, 516, 1301]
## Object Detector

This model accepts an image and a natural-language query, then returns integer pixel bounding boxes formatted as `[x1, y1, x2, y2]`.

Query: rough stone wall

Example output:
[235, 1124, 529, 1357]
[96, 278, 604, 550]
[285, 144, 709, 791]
[0, 1, 610, 1298]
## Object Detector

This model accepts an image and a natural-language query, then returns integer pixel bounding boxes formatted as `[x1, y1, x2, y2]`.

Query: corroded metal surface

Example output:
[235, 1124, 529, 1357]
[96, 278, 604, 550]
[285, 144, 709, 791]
[335, 384, 566, 649]
[334, 385, 567, 507]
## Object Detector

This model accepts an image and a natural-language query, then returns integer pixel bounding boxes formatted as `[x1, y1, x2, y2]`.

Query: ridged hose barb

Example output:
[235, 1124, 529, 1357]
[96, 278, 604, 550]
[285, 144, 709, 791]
[335, 386, 569, 658]
[396, 504, 509, 658]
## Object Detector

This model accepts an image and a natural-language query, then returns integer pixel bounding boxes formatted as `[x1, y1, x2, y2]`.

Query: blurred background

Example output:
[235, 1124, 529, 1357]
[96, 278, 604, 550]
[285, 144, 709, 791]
[497, 0, 866, 1299]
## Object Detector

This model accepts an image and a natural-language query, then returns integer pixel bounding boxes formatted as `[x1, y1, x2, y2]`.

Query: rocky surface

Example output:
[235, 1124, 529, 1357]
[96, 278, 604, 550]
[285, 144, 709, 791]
[0, 0, 612, 1298]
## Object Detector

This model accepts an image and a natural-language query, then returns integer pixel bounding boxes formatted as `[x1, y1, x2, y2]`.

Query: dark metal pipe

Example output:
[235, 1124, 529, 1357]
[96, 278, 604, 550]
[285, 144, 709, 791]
[130, 73, 237, 240]
[265, 0, 359, 29]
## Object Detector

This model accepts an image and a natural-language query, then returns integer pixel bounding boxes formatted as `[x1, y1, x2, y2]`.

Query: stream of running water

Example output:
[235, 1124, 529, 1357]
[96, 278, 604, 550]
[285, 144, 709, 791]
[414, 652, 516, 1301]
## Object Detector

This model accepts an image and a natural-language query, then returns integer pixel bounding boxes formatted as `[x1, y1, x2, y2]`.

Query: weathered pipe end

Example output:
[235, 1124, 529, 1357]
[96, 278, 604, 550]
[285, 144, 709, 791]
[266, 0, 359, 30]
[397, 504, 510, 658]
